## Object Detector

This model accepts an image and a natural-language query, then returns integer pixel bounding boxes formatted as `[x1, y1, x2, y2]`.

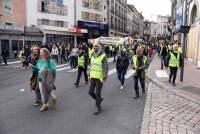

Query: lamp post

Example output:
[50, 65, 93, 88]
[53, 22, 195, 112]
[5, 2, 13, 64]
[74, 0, 77, 47]
[180, 0, 190, 82]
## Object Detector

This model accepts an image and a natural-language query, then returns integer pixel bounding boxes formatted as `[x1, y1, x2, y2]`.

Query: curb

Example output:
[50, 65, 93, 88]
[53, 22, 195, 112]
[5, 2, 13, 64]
[147, 56, 200, 105]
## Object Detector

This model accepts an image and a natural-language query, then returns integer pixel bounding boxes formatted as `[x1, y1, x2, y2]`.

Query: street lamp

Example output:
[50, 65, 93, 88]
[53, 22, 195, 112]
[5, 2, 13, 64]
[180, 0, 190, 82]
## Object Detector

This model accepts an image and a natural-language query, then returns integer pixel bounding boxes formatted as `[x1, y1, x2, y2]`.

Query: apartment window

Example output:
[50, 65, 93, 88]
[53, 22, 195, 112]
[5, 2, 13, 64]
[104, 18, 106, 22]
[82, 12, 89, 20]
[111, 16, 114, 29]
[42, 19, 49, 25]
[95, 14, 100, 21]
[94, 0, 101, 10]
[5, 22, 13, 25]
[83, 0, 89, 8]
[3, 0, 12, 16]
[41, 1, 48, 12]
[48, 0, 63, 4]
[104, 5, 106, 9]
[56, 21, 64, 27]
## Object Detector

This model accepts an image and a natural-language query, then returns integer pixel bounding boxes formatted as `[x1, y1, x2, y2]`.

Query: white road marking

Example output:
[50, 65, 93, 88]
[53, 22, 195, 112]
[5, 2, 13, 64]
[155, 70, 169, 78]
[20, 89, 25, 92]
[125, 70, 133, 79]
[108, 68, 116, 75]
[57, 66, 71, 71]
[56, 63, 69, 68]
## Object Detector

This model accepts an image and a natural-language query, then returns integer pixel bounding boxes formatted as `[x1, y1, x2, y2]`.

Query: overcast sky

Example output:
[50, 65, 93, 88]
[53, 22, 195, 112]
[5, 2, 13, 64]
[127, 0, 171, 21]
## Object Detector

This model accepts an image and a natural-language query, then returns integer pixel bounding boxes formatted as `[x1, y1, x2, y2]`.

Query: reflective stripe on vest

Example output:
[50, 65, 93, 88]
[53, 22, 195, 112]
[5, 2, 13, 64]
[90, 53, 106, 79]
[89, 48, 94, 59]
[169, 52, 180, 68]
[78, 55, 85, 67]
[132, 55, 148, 76]
[178, 47, 182, 54]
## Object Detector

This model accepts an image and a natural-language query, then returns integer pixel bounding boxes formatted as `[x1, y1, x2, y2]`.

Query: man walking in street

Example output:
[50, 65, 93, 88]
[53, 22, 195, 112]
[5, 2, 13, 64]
[132, 47, 148, 99]
[88, 42, 108, 115]
[24, 45, 31, 67]
[159, 43, 168, 69]
[74, 47, 89, 88]
[1, 48, 9, 66]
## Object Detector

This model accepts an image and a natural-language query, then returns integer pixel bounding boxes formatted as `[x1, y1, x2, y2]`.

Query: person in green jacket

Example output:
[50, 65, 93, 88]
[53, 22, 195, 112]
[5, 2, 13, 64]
[29, 48, 57, 112]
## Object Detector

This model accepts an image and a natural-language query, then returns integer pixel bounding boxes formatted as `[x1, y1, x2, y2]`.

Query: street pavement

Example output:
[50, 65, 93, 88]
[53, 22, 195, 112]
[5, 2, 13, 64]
[0, 57, 148, 134]
[141, 83, 200, 134]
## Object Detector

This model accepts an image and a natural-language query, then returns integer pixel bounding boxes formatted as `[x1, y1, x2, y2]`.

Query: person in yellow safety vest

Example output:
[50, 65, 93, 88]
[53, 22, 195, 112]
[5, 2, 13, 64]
[74, 47, 89, 88]
[109, 45, 113, 57]
[88, 47, 94, 60]
[132, 47, 149, 99]
[166, 44, 181, 86]
[88, 42, 108, 115]
[167, 43, 173, 52]
[178, 43, 182, 54]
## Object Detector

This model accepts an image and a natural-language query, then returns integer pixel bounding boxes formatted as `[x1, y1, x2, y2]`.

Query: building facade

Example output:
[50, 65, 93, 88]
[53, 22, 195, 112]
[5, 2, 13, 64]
[171, 0, 200, 67]
[126, 4, 134, 36]
[0, 0, 43, 58]
[144, 20, 157, 42]
[128, 4, 140, 37]
[139, 13, 144, 38]
[27, 0, 77, 45]
[76, 0, 108, 41]
[108, 0, 127, 37]
[157, 15, 171, 37]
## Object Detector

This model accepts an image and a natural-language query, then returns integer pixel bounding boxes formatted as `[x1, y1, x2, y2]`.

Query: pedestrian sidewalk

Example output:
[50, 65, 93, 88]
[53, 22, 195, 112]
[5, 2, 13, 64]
[140, 83, 200, 134]
[148, 54, 200, 103]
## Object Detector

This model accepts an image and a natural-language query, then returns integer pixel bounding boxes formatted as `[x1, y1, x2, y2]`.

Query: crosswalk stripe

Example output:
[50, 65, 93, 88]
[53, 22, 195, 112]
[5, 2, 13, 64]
[56, 63, 69, 68]
[108, 68, 116, 75]
[125, 70, 133, 79]
[57, 66, 71, 71]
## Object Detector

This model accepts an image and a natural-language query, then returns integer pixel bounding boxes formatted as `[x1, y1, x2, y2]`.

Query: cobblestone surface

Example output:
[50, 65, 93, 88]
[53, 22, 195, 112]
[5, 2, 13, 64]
[140, 83, 200, 134]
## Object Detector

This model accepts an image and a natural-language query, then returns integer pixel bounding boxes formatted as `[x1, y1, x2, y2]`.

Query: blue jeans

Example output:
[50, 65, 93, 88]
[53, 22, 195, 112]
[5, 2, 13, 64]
[117, 68, 127, 85]
[161, 55, 166, 69]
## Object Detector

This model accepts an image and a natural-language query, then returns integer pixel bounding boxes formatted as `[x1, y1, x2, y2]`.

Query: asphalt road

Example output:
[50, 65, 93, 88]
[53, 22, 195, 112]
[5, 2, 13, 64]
[0, 57, 148, 134]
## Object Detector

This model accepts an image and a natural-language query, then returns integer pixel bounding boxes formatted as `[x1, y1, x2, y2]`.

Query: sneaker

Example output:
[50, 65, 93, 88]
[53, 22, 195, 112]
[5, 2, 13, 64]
[50, 97, 57, 109]
[74, 83, 79, 88]
[34, 101, 41, 107]
[133, 95, 139, 99]
[93, 107, 101, 115]
[40, 104, 48, 112]
[120, 85, 124, 90]
[172, 82, 176, 86]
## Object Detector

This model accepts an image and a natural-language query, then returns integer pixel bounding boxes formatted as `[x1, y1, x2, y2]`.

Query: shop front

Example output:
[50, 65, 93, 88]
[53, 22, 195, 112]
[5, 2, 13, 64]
[0, 25, 43, 59]
[77, 20, 109, 42]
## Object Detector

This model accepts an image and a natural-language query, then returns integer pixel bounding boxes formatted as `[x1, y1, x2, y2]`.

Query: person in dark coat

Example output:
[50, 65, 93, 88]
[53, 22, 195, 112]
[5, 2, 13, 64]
[1, 48, 9, 66]
[61, 45, 67, 64]
[24, 45, 31, 67]
[116, 49, 129, 90]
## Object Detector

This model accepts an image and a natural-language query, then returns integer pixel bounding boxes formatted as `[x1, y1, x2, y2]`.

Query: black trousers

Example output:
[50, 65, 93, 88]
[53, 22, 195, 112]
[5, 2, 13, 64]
[76, 66, 88, 85]
[169, 67, 178, 83]
[52, 55, 59, 63]
[61, 55, 67, 63]
[3, 58, 7, 65]
[134, 75, 145, 96]
[89, 78, 103, 108]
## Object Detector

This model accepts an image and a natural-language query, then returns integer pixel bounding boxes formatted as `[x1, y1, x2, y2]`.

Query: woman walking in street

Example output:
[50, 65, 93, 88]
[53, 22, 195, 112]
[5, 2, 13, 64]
[29, 48, 57, 112]
[116, 49, 129, 90]
[29, 45, 41, 107]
